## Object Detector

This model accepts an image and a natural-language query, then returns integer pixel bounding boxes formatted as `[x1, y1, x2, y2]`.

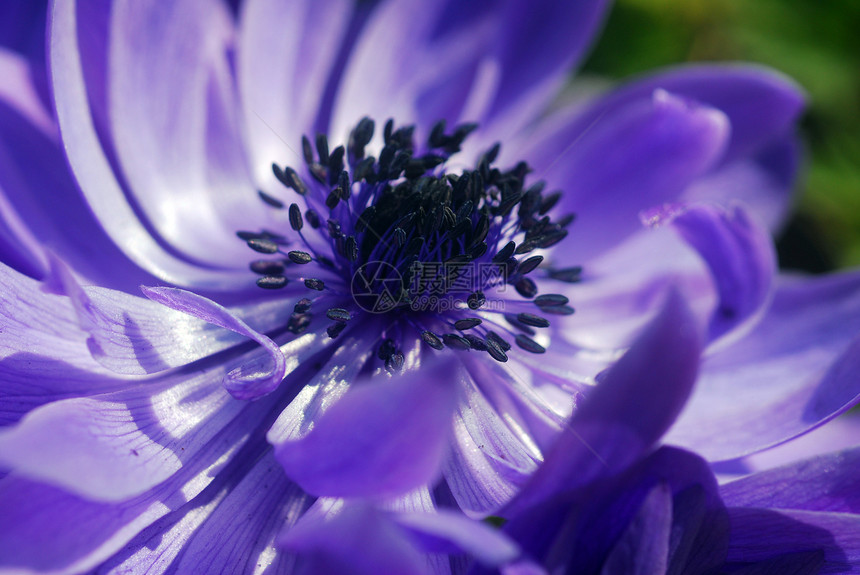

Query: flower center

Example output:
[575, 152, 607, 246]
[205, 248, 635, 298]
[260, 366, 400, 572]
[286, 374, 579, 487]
[239, 117, 581, 369]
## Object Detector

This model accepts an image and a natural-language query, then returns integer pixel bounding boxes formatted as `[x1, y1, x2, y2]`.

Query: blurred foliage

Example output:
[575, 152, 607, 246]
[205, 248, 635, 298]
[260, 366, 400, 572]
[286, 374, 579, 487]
[580, 0, 860, 271]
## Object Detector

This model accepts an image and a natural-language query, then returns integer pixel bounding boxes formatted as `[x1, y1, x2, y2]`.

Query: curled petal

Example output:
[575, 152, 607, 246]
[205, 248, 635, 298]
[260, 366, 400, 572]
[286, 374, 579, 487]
[643, 202, 776, 345]
[142, 286, 286, 399]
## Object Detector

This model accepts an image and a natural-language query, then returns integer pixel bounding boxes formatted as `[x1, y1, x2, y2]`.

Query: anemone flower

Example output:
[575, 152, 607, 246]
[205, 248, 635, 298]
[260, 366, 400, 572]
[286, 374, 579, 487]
[1, 0, 860, 573]
[468, 294, 860, 574]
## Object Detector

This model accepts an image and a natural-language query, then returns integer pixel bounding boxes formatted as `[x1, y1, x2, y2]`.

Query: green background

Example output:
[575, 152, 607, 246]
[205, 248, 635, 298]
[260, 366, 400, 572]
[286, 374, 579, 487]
[580, 0, 860, 272]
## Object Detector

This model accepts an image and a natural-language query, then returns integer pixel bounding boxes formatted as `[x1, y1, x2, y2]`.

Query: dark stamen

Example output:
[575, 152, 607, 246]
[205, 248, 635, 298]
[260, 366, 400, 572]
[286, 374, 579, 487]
[305, 209, 321, 229]
[288, 313, 311, 334]
[289, 204, 304, 231]
[515, 334, 546, 354]
[301, 135, 314, 165]
[454, 318, 482, 331]
[316, 133, 330, 165]
[387, 352, 405, 372]
[245, 116, 581, 363]
[256, 276, 287, 289]
[443, 334, 471, 350]
[422, 330, 444, 350]
[485, 337, 508, 362]
[517, 313, 550, 328]
[326, 308, 351, 322]
[518, 255, 543, 275]
[378, 339, 396, 361]
[247, 238, 280, 254]
[273, 164, 308, 196]
[288, 251, 312, 264]
[327, 322, 347, 338]
[486, 331, 511, 351]
[467, 292, 486, 310]
[515, 277, 538, 298]
[534, 294, 569, 307]
[464, 334, 488, 351]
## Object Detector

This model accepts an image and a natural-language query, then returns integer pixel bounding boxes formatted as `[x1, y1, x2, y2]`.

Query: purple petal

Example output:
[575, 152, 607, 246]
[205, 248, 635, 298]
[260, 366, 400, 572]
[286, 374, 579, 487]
[0, 51, 160, 292]
[726, 508, 860, 572]
[0, 386, 269, 574]
[238, 0, 352, 189]
[737, 414, 860, 475]
[501, 561, 549, 575]
[0, 263, 130, 425]
[43, 256, 237, 374]
[486, 0, 610, 123]
[723, 551, 824, 575]
[442, 364, 543, 517]
[334, 0, 609, 144]
[279, 503, 429, 575]
[721, 446, 860, 514]
[0, 180, 44, 281]
[49, 0, 249, 288]
[274, 361, 458, 498]
[42, 254, 305, 376]
[142, 286, 288, 399]
[666, 270, 860, 460]
[505, 290, 702, 516]
[0, 360, 243, 501]
[106, 1, 263, 269]
[643, 203, 776, 344]
[0, 1, 47, 56]
[551, 228, 715, 351]
[394, 509, 520, 567]
[0, 352, 125, 428]
[330, 0, 492, 140]
[0, 475, 136, 573]
[0, 48, 52, 133]
[265, 331, 379, 444]
[518, 65, 803, 239]
[169, 453, 311, 575]
[527, 90, 730, 263]
[600, 483, 672, 575]
[0, 398, 175, 500]
[553, 65, 805, 169]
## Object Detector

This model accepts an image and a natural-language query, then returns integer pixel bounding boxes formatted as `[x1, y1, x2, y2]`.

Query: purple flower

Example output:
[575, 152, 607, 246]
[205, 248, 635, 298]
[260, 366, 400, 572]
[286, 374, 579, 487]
[0, 0, 859, 573]
[473, 295, 860, 574]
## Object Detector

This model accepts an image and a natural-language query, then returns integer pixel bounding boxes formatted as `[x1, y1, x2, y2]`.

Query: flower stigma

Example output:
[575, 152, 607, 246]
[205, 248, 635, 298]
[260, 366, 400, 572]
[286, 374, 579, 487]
[239, 117, 582, 371]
